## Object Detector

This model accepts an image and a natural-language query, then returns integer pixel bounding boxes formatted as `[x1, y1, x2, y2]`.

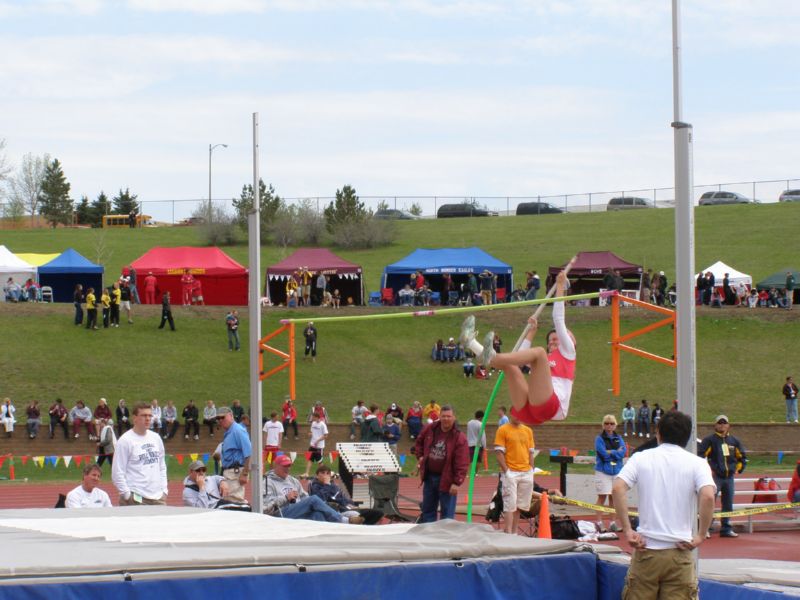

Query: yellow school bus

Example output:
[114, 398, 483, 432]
[101, 214, 153, 228]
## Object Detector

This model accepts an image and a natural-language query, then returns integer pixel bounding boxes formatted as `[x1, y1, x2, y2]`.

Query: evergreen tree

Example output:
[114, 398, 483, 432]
[38, 158, 73, 228]
[112, 187, 139, 215]
[324, 185, 367, 233]
[75, 195, 92, 225]
[231, 179, 283, 235]
[90, 191, 112, 227]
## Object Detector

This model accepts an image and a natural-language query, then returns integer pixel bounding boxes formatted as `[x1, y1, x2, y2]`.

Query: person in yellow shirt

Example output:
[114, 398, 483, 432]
[286, 275, 299, 307]
[298, 267, 313, 306]
[110, 282, 122, 327]
[100, 288, 111, 328]
[85, 288, 98, 330]
[422, 400, 442, 422]
[494, 413, 535, 534]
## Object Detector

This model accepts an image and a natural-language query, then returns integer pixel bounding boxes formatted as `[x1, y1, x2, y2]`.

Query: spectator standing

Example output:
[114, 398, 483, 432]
[594, 415, 626, 529]
[406, 401, 423, 439]
[25, 400, 41, 439]
[66, 463, 113, 508]
[144, 272, 157, 304]
[49, 398, 69, 439]
[302, 412, 328, 477]
[100, 287, 111, 328]
[203, 400, 217, 437]
[383, 416, 400, 453]
[73, 284, 84, 325]
[182, 460, 228, 508]
[637, 400, 651, 438]
[525, 271, 541, 301]
[163, 400, 179, 439]
[640, 269, 652, 303]
[85, 287, 98, 330]
[612, 411, 715, 598]
[298, 266, 313, 306]
[788, 461, 800, 503]
[226, 309, 240, 351]
[494, 412, 535, 535]
[119, 278, 134, 324]
[128, 266, 140, 304]
[783, 376, 799, 423]
[96, 418, 116, 467]
[466, 411, 487, 465]
[108, 282, 121, 327]
[111, 402, 168, 506]
[1, 398, 16, 437]
[217, 406, 251, 503]
[698, 415, 747, 538]
[621, 401, 636, 437]
[361, 405, 384, 442]
[413, 405, 469, 522]
[498, 406, 509, 426]
[315, 271, 327, 305]
[479, 269, 494, 305]
[158, 291, 175, 331]
[786, 271, 795, 310]
[350, 400, 367, 440]
[282, 398, 299, 440]
[263, 411, 284, 465]
[182, 399, 200, 440]
[116, 399, 131, 437]
[304, 322, 318, 360]
[180, 269, 195, 306]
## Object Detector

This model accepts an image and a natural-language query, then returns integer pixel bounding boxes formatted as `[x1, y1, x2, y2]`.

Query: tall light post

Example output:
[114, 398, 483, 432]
[208, 143, 228, 220]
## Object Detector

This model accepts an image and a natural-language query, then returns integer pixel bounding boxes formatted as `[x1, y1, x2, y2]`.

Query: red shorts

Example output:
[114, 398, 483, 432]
[264, 446, 280, 461]
[510, 392, 560, 425]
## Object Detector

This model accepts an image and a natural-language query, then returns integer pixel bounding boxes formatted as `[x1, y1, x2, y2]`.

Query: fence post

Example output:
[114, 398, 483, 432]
[588, 193, 592, 212]
[752, 181, 756, 202]
[506, 197, 509, 216]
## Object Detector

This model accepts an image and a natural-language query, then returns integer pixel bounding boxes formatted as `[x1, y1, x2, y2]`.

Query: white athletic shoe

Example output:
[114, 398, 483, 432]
[460, 315, 477, 346]
[481, 331, 497, 367]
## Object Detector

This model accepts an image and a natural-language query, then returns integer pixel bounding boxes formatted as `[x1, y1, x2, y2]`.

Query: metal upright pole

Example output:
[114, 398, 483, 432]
[671, 0, 697, 444]
[249, 114, 264, 513]
[208, 143, 212, 218]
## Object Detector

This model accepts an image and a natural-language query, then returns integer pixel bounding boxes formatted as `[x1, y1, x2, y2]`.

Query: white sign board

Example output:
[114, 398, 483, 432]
[336, 442, 401, 473]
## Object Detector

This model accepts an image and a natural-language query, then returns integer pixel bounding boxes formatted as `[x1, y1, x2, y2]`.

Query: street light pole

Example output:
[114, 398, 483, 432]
[208, 143, 228, 220]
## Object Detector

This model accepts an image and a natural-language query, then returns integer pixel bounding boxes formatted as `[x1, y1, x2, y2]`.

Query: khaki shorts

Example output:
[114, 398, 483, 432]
[501, 469, 533, 511]
[223, 467, 248, 502]
[595, 472, 615, 495]
[623, 548, 697, 600]
[119, 492, 166, 506]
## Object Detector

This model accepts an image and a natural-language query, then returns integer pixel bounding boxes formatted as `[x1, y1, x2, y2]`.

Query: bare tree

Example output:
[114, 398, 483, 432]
[10, 153, 49, 226]
[0, 138, 12, 183]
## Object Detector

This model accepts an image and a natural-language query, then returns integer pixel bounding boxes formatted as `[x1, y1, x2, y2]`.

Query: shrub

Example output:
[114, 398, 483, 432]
[195, 204, 237, 246]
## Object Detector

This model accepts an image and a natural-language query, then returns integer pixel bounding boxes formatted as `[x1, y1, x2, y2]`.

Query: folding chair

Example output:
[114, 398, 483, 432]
[448, 291, 459, 306]
[368, 291, 382, 306]
[368, 473, 420, 523]
[430, 291, 441, 306]
[495, 288, 506, 303]
[381, 288, 395, 306]
[40, 286, 54, 303]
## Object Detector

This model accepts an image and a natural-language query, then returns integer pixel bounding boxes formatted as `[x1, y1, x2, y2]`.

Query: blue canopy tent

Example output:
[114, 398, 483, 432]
[382, 247, 513, 301]
[38, 248, 104, 302]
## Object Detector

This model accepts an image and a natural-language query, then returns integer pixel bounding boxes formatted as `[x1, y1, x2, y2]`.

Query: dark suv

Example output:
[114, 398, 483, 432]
[515, 201, 563, 215]
[437, 203, 490, 218]
[607, 197, 651, 211]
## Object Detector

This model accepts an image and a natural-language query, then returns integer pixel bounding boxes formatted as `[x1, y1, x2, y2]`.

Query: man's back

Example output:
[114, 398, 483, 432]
[618, 443, 714, 548]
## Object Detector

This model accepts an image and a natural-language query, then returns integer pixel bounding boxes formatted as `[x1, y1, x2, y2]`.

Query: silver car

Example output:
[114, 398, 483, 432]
[698, 191, 751, 205]
[779, 189, 800, 202]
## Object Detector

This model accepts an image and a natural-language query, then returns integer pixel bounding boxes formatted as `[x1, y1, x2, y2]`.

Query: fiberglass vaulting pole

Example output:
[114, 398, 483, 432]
[249, 113, 264, 513]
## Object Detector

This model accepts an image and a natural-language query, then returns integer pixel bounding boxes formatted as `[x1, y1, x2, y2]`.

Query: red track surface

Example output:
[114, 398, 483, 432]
[2, 474, 798, 562]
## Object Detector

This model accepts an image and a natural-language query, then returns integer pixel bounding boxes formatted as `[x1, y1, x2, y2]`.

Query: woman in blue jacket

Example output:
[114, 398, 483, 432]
[594, 414, 626, 529]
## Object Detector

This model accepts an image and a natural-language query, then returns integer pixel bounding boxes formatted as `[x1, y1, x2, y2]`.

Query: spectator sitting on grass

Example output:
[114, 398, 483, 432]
[463, 356, 475, 378]
[432, 338, 445, 361]
[445, 337, 459, 361]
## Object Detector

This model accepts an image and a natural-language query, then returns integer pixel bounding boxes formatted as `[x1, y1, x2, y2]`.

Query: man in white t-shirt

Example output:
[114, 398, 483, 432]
[302, 411, 328, 477]
[613, 411, 716, 599]
[65, 463, 112, 508]
[111, 402, 169, 505]
[263, 411, 284, 466]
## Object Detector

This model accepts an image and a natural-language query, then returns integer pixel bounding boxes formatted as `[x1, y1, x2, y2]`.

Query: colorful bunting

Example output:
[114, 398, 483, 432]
[0, 457, 5, 470]
[289, 452, 296, 462]
[202, 453, 209, 462]
[74, 456, 83, 467]
[20, 456, 29, 466]
[189, 453, 198, 462]
[176, 454, 185, 465]
[34, 456, 45, 468]
[63, 456, 72, 468]
[398, 454, 406, 466]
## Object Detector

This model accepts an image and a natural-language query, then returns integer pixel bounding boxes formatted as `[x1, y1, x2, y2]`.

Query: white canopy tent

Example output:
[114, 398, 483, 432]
[0, 245, 37, 291]
[696, 260, 752, 287]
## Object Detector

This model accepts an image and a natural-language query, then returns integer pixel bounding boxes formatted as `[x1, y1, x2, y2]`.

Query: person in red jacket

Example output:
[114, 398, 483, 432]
[412, 405, 469, 522]
[282, 398, 299, 440]
[180, 269, 195, 306]
[789, 460, 800, 503]
[144, 272, 158, 304]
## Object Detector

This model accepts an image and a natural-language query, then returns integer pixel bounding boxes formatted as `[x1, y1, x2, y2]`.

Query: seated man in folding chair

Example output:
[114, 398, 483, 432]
[494, 411, 535, 535]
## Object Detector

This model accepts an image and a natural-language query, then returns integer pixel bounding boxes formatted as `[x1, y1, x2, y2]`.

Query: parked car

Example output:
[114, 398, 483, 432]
[374, 209, 420, 220]
[698, 191, 751, 205]
[437, 203, 491, 218]
[515, 201, 563, 215]
[778, 189, 800, 202]
[606, 196, 652, 211]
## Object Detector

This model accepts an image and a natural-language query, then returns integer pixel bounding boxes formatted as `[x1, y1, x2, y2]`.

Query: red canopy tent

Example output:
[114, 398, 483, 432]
[266, 248, 364, 305]
[548, 251, 643, 301]
[131, 246, 248, 306]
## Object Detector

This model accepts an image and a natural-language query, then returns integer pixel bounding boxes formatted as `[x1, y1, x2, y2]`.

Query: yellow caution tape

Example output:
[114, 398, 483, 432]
[555, 497, 800, 519]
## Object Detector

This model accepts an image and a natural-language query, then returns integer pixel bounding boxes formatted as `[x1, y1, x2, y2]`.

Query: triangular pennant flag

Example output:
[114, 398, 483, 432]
[35, 456, 45, 468]
[329, 450, 339, 463]
[74, 455, 83, 467]
[190, 453, 198, 461]
[176, 454, 185, 465]
[20, 456, 29, 466]
[202, 453, 209, 462]
[289, 452, 297, 462]
[63, 456, 72, 468]
[49, 456, 59, 467]
[94, 456, 99, 463]
[399, 454, 407, 466]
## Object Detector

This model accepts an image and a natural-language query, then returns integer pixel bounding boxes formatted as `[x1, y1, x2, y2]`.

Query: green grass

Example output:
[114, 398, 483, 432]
[1, 204, 798, 430]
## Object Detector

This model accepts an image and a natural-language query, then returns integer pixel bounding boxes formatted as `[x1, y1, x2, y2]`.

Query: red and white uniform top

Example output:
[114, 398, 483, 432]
[548, 300, 576, 421]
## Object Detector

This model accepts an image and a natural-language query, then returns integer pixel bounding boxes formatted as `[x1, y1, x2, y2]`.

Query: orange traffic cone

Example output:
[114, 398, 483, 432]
[537, 493, 551, 539]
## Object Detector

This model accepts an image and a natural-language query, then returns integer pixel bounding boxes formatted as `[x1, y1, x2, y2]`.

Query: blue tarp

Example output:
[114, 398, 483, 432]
[38, 248, 104, 303]
[382, 247, 513, 296]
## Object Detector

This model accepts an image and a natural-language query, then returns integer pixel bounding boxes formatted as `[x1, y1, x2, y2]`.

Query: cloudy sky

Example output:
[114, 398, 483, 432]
[1, 0, 798, 220]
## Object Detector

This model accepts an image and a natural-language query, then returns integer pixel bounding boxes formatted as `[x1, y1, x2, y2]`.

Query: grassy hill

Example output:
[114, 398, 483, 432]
[1, 203, 798, 424]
